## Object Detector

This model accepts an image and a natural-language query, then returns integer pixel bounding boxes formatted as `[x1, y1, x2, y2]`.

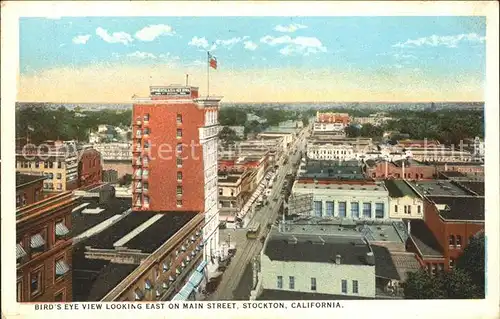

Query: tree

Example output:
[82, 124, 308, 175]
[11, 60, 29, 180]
[118, 174, 133, 186]
[456, 232, 485, 297]
[219, 127, 241, 146]
[344, 125, 360, 138]
[404, 268, 481, 299]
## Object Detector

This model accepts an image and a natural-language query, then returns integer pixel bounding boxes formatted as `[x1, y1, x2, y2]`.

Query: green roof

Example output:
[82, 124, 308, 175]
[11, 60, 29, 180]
[384, 180, 420, 198]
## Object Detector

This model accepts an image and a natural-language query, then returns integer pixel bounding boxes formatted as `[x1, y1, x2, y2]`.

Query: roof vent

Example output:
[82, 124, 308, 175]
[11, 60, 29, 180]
[366, 252, 375, 265]
[335, 254, 341, 264]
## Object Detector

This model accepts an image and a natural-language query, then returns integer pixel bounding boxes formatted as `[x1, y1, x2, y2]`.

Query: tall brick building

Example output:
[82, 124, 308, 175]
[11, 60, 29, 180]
[132, 84, 221, 262]
[16, 173, 80, 302]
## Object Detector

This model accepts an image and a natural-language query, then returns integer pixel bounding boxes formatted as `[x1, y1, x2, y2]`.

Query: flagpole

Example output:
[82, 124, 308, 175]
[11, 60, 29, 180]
[207, 51, 210, 97]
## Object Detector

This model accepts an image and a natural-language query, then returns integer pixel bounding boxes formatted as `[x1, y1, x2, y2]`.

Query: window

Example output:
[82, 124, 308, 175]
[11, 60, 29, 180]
[16, 195, 21, 208]
[30, 231, 47, 256]
[456, 235, 462, 248]
[289, 276, 295, 289]
[55, 219, 69, 241]
[277, 276, 283, 289]
[177, 171, 183, 181]
[57, 184, 62, 190]
[351, 202, 359, 218]
[30, 268, 43, 297]
[54, 291, 64, 302]
[54, 256, 70, 281]
[177, 143, 183, 153]
[449, 258, 455, 269]
[22, 193, 27, 206]
[325, 201, 334, 217]
[375, 203, 384, 218]
[176, 200, 182, 207]
[219, 188, 223, 196]
[394, 205, 398, 213]
[338, 202, 347, 217]
[176, 186, 183, 196]
[408, 205, 412, 214]
[417, 206, 421, 214]
[176, 157, 183, 167]
[57, 161, 62, 169]
[144, 128, 150, 135]
[363, 203, 371, 218]
[34, 189, 40, 202]
[341, 280, 347, 294]
[177, 114, 182, 124]
[448, 235, 455, 247]
[314, 201, 322, 217]
[311, 278, 317, 291]
[144, 113, 150, 122]
[404, 206, 408, 214]
[177, 129, 182, 138]
[352, 280, 359, 294]
[17, 279, 23, 302]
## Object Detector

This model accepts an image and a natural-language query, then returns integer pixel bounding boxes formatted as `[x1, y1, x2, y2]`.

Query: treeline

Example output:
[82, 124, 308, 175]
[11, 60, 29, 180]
[16, 105, 132, 144]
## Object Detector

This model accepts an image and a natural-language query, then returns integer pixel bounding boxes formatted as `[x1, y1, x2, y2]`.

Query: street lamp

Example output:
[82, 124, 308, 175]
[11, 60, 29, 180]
[227, 233, 231, 249]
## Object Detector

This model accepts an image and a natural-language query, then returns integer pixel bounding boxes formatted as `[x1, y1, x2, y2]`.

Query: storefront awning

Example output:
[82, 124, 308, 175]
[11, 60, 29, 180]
[16, 244, 27, 259]
[30, 234, 46, 249]
[55, 260, 70, 275]
[55, 223, 70, 236]
[188, 271, 204, 288]
[196, 260, 208, 273]
[178, 282, 195, 299]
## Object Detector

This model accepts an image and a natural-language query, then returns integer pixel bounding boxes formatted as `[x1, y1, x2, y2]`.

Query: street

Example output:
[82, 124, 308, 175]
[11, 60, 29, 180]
[208, 127, 308, 300]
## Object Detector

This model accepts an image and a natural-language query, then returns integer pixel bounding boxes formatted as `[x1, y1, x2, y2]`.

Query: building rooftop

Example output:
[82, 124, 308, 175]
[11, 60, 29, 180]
[408, 180, 474, 197]
[406, 219, 443, 258]
[389, 253, 422, 282]
[257, 289, 374, 300]
[71, 198, 131, 238]
[384, 180, 420, 198]
[457, 181, 485, 196]
[293, 182, 387, 192]
[427, 196, 485, 221]
[218, 174, 242, 184]
[440, 171, 468, 178]
[16, 173, 46, 189]
[264, 234, 372, 266]
[280, 220, 406, 244]
[83, 211, 158, 249]
[124, 211, 197, 253]
[393, 159, 427, 167]
[371, 245, 400, 280]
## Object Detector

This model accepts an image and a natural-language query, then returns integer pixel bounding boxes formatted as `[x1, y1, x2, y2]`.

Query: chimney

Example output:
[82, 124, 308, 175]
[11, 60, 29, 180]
[407, 220, 411, 235]
[444, 163, 448, 171]
[402, 160, 406, 179]
[335, 254, 341, 264]
[185, 74, 189, 86]
[365, 251, 375, 265]
[385, 160, 388, 177]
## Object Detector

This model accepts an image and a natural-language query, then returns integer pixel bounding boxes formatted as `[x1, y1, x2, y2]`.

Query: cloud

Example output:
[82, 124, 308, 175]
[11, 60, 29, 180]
[260, 35, 326, 56]
[135, 24, 175, 42]
[188, 36, 210, 49]
[127, 51, 157, 59]
[393, 53, 417, 60]
[244, 41, 258, 51]
[96, 27, 133, 45]
[393, 33, 486, 48]
[72, 35, 91, 45]
[274, 23, 308, 33]
[215, 36, 249, 49]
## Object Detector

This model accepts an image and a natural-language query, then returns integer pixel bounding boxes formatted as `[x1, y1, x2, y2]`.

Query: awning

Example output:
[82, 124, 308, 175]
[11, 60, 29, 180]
[191, 251, 196, 257]
[145, 280, 152, 290]
[181, 245, 186, 252]
[16, 244, 27, 259]
[134, 288, 144, 300]
[169, 276, 175, 282]
[163, 263, 169, 272]
[162, 282, 169, 289]
[30, 234, 46, 249]
[196, 260, 208, 272]
[186, 256, 191, 262]
[171, 293, 186, 301]
[188, 271, 204, 288]
[155, 289, 161, 297]
[190, 236, 195, 242]
[55, 223, 70, 236]
[176, 268, 181, 275]
[178, 282, 195, 299]
[55, 260, 70, 275]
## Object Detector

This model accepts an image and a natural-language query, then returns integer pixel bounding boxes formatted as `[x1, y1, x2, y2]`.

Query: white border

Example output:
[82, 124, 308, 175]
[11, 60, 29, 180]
[1, 2, 499, 319]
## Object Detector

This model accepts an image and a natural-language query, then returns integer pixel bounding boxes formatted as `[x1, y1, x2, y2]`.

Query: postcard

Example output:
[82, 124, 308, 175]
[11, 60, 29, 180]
[1, 1, 499, 319]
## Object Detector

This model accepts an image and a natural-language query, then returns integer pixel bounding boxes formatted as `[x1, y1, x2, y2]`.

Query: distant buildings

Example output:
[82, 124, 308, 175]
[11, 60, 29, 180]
[93, 142, 133, 179]
[364, 159, 435, 180]
[16, 173, 80, 302]
[16, 140, 102, 191]
[313, 112, 350, 133]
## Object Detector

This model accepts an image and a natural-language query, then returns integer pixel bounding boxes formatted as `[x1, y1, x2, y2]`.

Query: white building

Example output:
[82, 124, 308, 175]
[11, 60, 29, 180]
[93, 143, 132, 161]
[307, 143, 356, 161]
[405, 147, 474, 163]
[384, 180, 424, 220]
[256, 234, 376, 299]
[89, 132, 101, 144]
[291, 181, 390, 219]
[97, 124, 109, 133]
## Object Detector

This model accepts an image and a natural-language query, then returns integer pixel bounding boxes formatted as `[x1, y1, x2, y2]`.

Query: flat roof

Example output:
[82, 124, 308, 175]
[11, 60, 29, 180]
[281, 221, 405, 244]
[371, 245, 401, 280]
[408, 180, 474, 197]
[124, 211, 197, 253]
[264, 234, 372, 266]
[389, 253, 422, 282]
[257, 290, 374, 300]
[83, 211, 158, 249]
[218, 175, 241, 183]
[384, 180, 420, 198]
[428, 196, 485, 221]
[440, 171, 468, 178]
[71, 198, 131, 237]
[406, 219, 443, 258]
[16, 173, 46, 188]
[294, 182, 387, 192]
[457, 181, 485, 196]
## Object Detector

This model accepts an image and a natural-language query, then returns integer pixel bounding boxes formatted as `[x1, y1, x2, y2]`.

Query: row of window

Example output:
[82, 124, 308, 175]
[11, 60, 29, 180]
[17, 255, 70, 302]
[314, 201, 385, 219]
[18, 161, 64, 169]
[276, 276, 359, 294]
[448, 235, 463, 248]
[310, 150, 353, 155]
[137, 113, 183, 124]
[394, 204, 422, 214]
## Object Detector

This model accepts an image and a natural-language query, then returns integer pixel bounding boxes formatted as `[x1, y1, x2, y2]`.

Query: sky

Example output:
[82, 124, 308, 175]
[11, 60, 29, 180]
[18, 16, 486, 103]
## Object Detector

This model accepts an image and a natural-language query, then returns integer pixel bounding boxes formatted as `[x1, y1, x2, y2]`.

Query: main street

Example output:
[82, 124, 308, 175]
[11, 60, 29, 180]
[209, 127, 308, 300]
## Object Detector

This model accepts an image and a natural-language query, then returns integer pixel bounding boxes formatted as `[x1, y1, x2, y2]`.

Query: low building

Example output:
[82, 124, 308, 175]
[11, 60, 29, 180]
[78, 146, 103, 188]
[93, 143, 132, 161]
[218, 171, 244, 216]
[291, 180, 390, 220]
[258, 130, 296, 149]
[313, 112, 350, 133]
[298, 159, 366, 181]
[397, 139, 441, 148]
[364, 159, 435, 180]
[16, 173, 81, 302]
[405, 146, 474, 163]
[384, 180, 424, 220]
[258, 234, 377, 298]
[436, 162, 484, 175]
